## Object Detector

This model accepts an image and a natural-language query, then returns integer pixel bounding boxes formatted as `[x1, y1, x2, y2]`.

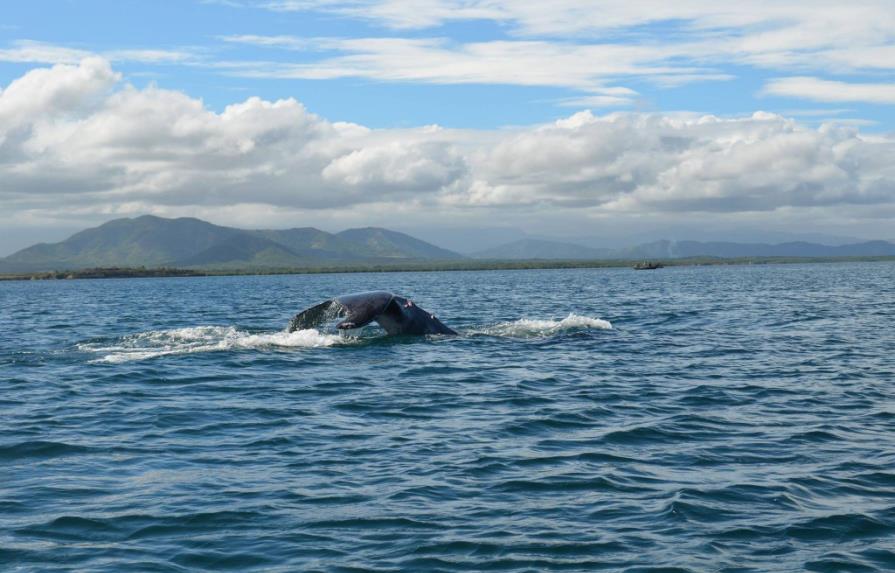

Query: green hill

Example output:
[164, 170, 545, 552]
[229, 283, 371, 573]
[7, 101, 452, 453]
[4, 215, 240, 271]
[249, 228, 377, 261]
[336, 227, 462, 260]
[1, 216, 464, 272]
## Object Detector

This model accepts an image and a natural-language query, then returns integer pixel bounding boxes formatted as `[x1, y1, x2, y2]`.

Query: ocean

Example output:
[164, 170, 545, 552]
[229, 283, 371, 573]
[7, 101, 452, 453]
[2, 263, 894, 572]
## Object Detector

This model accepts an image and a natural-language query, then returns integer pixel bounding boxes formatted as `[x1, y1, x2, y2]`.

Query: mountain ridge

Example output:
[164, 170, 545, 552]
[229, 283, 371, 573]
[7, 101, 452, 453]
[4, 215, 895, 273]
[473, 237, 895, 260]
[0, 215, 465, 272]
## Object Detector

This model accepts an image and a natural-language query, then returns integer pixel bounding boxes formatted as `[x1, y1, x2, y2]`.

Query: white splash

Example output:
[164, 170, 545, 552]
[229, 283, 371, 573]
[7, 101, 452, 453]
[78, 325, 348, 363]
[480, 313, 612, 337]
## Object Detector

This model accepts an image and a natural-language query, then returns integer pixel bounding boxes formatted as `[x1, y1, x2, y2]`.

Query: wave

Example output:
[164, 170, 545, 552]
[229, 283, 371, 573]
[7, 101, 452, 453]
[0, 440, 94, 461]
[77, 313, 612, 363]
[77, 325, 349, 363]
[477, 314, 612, 337]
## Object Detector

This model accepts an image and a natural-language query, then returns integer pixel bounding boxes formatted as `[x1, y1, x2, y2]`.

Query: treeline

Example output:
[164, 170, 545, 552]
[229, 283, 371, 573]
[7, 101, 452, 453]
[1, 267, 207, 281]
[2, 256, 895, 282]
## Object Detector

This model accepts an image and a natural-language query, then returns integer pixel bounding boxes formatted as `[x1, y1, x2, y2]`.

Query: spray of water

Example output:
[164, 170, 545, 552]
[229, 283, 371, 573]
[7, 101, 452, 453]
[78, 313, 611, 362]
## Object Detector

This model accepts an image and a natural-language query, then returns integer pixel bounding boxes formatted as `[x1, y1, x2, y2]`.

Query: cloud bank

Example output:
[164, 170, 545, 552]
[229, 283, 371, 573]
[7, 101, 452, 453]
[1, 58, 894, 236]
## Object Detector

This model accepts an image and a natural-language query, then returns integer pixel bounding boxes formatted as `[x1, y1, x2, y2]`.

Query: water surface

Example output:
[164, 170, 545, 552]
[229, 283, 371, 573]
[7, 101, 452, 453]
[2, 263, 894, 571]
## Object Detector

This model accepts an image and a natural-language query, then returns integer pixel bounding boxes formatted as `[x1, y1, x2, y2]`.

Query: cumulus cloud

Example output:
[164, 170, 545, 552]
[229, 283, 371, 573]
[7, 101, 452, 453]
[322, 140, 466, 193]
[1, 59, 895, 235]
[0, 58, 468, 215]
[0, 57, 119, 143]
[462, 110, 895, 214]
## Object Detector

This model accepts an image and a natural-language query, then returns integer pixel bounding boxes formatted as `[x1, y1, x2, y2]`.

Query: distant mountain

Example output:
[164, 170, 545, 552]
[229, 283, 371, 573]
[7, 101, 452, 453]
[472, 238, 613, 260]
[396, 226, 528, 254]
[0, 216, 464, 272]
[4, 215, 241, 271]
[4, 215, 893, 274]
[249, 228, 377, 261]
[616, 240, 677, 259]
[668, 240, 895, 258]
[171, 234, 312, 268]
[554, 230, 866, 250]
[475, 237, 895, 260]
[336, 227, 461, 260]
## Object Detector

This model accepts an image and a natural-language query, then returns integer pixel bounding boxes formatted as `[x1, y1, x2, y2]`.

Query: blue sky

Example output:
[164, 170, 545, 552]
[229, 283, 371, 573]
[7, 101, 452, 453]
[0, 1, 894, 253]
[2, 0, 893, 129]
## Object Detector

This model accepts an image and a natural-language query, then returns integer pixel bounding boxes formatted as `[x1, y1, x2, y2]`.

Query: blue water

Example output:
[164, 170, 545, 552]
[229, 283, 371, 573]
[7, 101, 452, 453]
[2, 263, 895, 572]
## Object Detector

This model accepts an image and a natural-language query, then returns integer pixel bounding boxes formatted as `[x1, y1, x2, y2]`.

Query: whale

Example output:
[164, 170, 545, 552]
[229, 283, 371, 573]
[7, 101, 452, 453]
[288, 291, 457, 335]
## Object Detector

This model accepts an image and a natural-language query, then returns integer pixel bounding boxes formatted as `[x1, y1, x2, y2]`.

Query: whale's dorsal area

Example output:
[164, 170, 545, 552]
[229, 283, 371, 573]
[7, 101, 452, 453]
[288, 291, 457, 335]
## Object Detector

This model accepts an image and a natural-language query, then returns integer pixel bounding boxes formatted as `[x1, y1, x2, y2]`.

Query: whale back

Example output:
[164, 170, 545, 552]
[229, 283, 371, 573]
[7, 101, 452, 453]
[376, 295, 457, 335]
[288, 290, 456, 335]
[334, 291, 394, 330]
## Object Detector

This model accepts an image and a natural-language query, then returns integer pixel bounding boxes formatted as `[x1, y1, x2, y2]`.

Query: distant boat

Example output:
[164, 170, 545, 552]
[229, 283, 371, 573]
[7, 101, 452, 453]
[633, 261, 664, 270]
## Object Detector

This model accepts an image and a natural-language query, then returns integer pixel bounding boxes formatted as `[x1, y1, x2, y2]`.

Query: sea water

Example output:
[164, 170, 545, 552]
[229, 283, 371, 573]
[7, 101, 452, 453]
[1, 263, 894, 572]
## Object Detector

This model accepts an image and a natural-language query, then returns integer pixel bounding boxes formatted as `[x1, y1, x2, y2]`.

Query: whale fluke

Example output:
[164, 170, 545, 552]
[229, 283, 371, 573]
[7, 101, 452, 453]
[288, 291, 456, 335]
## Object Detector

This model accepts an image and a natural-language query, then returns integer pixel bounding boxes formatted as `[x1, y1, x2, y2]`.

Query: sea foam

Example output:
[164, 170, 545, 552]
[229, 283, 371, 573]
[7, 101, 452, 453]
[78, 325, 348, 363]
[480, 313, 612, 337]
[78, 314, 612, 362]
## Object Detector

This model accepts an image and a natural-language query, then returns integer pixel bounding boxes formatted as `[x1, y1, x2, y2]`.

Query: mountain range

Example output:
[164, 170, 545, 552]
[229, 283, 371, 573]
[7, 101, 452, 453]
[1, 215, 894, 274]
[0, 215, 462, 273]
[470, 238, 895, 260]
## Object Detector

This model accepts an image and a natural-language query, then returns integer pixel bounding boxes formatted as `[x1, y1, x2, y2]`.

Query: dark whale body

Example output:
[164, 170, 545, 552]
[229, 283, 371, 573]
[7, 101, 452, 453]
[288, 291, 456, 335]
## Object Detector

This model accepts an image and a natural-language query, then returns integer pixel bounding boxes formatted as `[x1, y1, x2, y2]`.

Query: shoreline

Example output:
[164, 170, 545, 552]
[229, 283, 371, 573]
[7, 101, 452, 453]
[2, 256, 895, 281]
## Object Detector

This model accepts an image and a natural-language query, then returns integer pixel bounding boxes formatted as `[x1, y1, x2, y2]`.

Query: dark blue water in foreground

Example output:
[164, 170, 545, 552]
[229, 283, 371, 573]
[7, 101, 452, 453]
[2, 263, 895, 572]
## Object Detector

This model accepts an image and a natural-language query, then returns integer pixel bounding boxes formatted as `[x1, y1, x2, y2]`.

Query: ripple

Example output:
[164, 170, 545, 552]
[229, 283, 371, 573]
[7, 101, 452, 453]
[3, 264, 895, 571]
[0, 440, 94, 460]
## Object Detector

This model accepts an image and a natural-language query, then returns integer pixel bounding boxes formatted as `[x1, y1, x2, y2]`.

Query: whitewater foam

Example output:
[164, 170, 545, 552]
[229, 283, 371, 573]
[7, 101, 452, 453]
[479, 313, 612, 337]
[78, 326, 348, 363]
[78, 314, 611, 362]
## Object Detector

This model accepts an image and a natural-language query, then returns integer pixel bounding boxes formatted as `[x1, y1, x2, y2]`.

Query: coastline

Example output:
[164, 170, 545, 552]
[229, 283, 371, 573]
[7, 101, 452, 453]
[2, 255, 895, 282]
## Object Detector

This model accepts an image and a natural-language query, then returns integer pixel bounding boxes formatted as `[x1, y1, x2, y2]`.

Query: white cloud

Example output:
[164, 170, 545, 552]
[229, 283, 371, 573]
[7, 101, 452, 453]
[0, 40, 91, 64]
[215, 12, 892, 107]
[0, 40, 200, 66]
[9, 0, 894, 117]
[2, 59, 895, 236]
[0, 57, 119, 142]
[763, 77, 895, 104]
[255, 0, 895, 45]
[218, 36, 704, 104]
[218, 34, 316, 50]
[322, 140, 466, 192]
[240, 1, 895, 78]
[462, 111, 895, 213]
[261, 0, 505, 28]
[105, 49, 199, 64]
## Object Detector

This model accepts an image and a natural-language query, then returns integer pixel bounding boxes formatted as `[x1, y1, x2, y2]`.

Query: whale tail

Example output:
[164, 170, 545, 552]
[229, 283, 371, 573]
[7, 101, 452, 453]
[287, 291, 456, 336]
[288, 300, 343, 332]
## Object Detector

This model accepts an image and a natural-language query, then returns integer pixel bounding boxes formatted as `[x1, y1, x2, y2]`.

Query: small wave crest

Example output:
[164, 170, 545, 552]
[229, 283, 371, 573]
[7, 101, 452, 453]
[77, 314, 611, 362]
[479, 314, 612, 337]
[78, 326, 348, 363]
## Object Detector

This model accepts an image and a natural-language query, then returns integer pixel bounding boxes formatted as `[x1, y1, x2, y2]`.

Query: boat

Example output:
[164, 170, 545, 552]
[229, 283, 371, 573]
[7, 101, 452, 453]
[633, 261, 664, 270]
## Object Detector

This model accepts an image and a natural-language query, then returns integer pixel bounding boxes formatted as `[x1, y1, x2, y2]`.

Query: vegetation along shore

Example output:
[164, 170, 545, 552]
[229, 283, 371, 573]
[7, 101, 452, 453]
[4, 256, 895, 282]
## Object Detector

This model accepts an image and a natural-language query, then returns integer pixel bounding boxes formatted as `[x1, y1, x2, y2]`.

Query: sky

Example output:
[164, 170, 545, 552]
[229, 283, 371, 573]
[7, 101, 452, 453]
[1, 0, 894, 254]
